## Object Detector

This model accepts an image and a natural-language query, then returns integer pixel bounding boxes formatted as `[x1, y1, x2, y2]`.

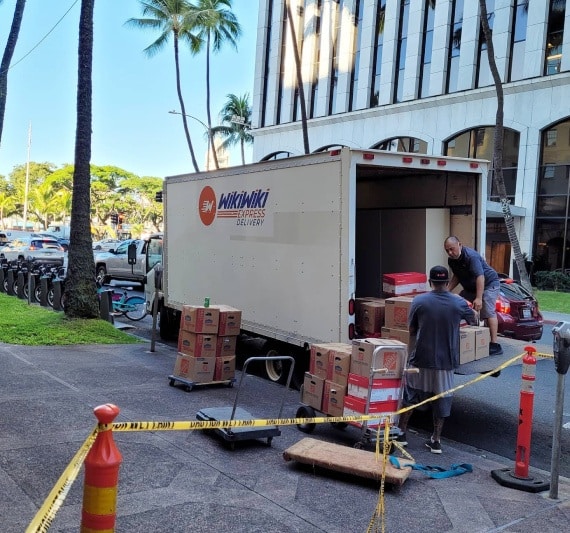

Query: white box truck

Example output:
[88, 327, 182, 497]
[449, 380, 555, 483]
[144, 148, 488, 385]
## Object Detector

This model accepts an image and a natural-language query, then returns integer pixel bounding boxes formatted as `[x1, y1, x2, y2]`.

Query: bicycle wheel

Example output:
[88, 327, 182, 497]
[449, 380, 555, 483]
[123, 295, 147, 321]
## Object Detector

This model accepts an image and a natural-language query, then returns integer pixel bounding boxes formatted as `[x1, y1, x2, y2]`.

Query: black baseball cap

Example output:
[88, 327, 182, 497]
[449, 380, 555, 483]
[429, 265, 449, 282]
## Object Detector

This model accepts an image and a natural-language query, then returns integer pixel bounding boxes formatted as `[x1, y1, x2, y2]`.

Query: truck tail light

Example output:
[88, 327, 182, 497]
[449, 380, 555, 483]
[420, 158, 430, 165]
[329, 149, 341, 156]
[437, 160, 447, 166]
[348, 298, 355, 315]
[402, 156, 413, 163]
[348, 323, 355, 340]
[470, 162, 479, 168]
[362, 153, 374, 160]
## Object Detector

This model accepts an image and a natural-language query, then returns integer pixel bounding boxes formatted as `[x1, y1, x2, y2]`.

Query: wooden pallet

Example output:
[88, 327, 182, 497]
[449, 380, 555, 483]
[283, 437, 414, 486]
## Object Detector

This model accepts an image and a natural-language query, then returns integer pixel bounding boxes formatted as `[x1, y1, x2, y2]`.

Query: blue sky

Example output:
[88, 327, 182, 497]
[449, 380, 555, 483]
[0, 0, 258, 179]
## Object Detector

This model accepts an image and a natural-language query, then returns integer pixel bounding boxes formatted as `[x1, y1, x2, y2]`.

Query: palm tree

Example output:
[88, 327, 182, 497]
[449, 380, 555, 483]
[64, 0, 99, 319]
[479, 0, 531, 292]
[211, 93, 252, 165]
[0, 0, 26, 146]
[0, 191, 16, 228]
[127, 0, 201, 173]
[285, 0, 309, 154]
[186, 0, 241, 170]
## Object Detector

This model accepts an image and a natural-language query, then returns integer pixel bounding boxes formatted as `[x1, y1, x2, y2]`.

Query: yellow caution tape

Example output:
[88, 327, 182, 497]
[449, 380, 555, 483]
[26, 427, 98, 533]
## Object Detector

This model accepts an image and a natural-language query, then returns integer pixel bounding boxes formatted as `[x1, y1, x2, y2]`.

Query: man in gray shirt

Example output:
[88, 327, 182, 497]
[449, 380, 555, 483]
[397, 266, 477, 453]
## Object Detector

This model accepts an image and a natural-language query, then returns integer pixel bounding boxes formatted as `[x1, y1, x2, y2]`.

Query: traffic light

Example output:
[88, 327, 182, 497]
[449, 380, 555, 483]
[155, 190, 163, 203]
[110, 213, 118, 225]
[118, 214, 124, 224]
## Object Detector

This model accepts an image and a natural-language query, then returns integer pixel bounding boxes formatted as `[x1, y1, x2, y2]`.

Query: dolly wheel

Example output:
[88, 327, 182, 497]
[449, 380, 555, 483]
[169, 379, 175, 387]
[267, 437, 273, 446]
[296, 405, 316, 433]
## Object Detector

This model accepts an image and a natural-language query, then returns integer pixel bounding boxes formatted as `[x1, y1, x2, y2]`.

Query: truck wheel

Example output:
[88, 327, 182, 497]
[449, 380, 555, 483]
[264, 345, 290, 384]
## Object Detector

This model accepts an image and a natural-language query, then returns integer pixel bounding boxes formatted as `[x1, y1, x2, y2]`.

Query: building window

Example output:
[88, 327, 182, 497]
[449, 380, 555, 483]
[349, 0, 364, 111]
[370, 0, 387, 107]
[508, 0, 528, 82]
[394, 0, 411, 103]
[419, 0, 436, 98]
[261, 0, 275, 127]
[475, 0, 495, 89]
[372, 137, 428, 154]
[545, 0, 565, 75]
[276, 6, 289, 125]
[293, 2, 308, 122]
[444, 127, 520, 202]
[543, 121, 570, 164]
[328, 0, 343, 115]
[310, 0, 322, 118]
[446, 0, 464, 94]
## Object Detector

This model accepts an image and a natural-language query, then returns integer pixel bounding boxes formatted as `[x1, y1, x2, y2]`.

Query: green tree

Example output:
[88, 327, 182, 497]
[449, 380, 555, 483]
[28, 181, 58, 229]
[64, 0, 99, 319]
[127, 0, 201, 173]
[0, 191, 16, 228]
[479, 0, 531, 292]
[211, 93, 252, 165]
[187, 0, 241, 169]
[0, 0, 26, 146]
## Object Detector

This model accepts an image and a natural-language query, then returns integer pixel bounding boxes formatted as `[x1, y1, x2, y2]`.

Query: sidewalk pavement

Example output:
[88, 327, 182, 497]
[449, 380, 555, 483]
[1, 336, 569, 532]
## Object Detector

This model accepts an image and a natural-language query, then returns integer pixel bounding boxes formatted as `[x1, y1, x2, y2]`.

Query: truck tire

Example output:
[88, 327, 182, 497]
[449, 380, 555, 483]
[159, 306, 180, 341]
[263, 342, 304, 389]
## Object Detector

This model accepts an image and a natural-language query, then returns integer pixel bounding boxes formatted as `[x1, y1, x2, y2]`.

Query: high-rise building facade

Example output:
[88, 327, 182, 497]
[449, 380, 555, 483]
[252, 0, 570, 274]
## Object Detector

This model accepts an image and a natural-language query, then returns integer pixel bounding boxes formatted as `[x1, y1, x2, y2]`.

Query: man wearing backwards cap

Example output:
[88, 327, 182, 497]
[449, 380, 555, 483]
[398, 265, 477, 454]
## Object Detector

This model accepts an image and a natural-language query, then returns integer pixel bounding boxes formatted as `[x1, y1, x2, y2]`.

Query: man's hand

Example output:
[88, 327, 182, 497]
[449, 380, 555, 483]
[472, 297, 483, 312]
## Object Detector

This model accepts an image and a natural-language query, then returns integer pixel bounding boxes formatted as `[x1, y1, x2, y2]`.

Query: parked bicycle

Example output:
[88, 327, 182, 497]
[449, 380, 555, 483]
[96, 281, 147, 321]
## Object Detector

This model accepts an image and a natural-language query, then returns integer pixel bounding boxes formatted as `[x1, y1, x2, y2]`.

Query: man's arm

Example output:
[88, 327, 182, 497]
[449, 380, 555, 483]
[448, 274, 459, 292]
[472, 274, 485, 311]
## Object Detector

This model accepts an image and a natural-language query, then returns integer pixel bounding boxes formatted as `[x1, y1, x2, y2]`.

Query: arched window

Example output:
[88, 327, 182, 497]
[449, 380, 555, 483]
[444, 127, 520, 202]
[371, 137, 427, 154]
[312, 144, 347, 153]
[534, 118, 570, 272]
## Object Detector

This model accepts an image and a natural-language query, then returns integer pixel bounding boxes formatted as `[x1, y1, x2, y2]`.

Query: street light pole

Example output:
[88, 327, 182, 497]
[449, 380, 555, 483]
[169, 110, 215, 171]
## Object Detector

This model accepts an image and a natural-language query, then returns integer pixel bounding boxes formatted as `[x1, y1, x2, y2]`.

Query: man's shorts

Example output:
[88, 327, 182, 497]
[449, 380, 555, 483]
[401, 368, 454, 418]
[460, 281, 500, 320]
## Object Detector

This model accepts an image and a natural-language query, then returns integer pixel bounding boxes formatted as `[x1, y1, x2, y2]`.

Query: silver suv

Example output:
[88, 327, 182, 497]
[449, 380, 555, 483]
[0, 235, 66, 264]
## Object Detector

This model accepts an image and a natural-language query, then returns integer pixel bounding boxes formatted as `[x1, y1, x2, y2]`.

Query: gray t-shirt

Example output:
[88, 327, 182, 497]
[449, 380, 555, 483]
[408, 290, 476, 370]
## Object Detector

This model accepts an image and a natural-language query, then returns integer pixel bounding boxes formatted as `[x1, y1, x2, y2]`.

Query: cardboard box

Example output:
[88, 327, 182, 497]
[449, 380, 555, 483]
[342, 395, 399, 429]
[350, 338, 407, 378]
[301, 373, 325, 411]
[326, 345, 352, 387]
[384, 296, 414, 329]
[360, 301, 386, 334]
[212, 305, 242, 336]
[180, 305, 219, 334]
[216, 335, 237, 357]
[459, 327, 476, 364]
[173, 354, 215, 383]
[347, 373, 401, 402]
[463, 326, 491, 360]
[214, 355, 236, 381]
[309, 343, 334, 379]
[381, 326, 416, 353]
[383, 272, 427, 297]
[178, 331, 217, 358]
[322, 380, 346, 417]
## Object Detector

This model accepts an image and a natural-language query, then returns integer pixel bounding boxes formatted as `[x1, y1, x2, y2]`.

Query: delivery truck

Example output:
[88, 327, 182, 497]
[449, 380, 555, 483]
[144, 148, 488, 386]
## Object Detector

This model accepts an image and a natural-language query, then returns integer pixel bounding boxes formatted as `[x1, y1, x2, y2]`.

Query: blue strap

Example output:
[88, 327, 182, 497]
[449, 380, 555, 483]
[389, 455, 473, 479]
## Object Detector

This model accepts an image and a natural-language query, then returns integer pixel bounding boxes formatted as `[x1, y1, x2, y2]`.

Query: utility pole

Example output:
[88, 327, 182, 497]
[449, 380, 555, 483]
[23, 122, 31, 231]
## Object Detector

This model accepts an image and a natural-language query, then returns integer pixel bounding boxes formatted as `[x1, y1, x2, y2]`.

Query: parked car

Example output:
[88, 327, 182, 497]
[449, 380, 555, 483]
[496, 278, 543, 341]
[94, 239, 147, 285]
[0, 235, 66, 265]
[92, 238, 122, 252]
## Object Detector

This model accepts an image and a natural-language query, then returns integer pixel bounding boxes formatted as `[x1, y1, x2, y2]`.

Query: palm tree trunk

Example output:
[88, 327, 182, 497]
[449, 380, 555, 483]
[286, 0, 310, 154]
[479, 0, 532, 292]
[206, 31, 219, 170]
[65, 0, 99, 318]
[0, 0, 26, 146]
[240, 137, 245, 165]
[174, 33, 200, 173]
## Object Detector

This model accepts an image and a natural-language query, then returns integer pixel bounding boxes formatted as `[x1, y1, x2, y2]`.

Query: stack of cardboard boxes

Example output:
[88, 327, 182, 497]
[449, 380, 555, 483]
[173, 304, 242, 383]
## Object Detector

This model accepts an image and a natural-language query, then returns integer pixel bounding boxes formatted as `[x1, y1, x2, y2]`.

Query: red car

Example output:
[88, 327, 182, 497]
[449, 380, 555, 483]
[496, 278, 543, 341]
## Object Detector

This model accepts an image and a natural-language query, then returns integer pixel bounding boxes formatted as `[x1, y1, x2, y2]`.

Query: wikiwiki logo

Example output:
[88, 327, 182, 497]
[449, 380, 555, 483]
[199, 186, 217, 226]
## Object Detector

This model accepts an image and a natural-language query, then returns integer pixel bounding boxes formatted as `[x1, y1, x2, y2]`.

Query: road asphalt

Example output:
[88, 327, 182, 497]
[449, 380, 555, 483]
[0, 313, 569, 532]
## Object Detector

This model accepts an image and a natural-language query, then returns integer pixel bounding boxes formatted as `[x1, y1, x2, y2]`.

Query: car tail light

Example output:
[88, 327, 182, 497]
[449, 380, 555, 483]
[496, 296, 510, 314]
[29, 245, 37, 250]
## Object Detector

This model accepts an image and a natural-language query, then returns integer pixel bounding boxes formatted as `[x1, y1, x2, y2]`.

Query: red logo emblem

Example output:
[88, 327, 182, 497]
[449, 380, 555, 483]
[199, 186, 216, 226]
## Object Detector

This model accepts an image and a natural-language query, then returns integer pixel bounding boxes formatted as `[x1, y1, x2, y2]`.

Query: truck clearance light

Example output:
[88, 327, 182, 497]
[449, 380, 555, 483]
[437, 160, 447, 166]
[348, 299, 355, 315]
[362, 153, 374, 160]
[470, 162, 479, 168]
[348, 323, 355, 340]
[402, 156, 413, 163]
[329, 149, 341, 156]
[420, 158, 430, 165]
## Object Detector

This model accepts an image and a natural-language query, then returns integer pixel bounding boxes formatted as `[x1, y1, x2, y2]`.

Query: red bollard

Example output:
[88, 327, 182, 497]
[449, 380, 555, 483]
[514, 346, 537, 479]
[81, 404, 122, 532]
[491, 346, 549, 492]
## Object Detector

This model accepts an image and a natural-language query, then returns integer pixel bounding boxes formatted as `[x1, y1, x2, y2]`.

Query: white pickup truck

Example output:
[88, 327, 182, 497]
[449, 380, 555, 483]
[94, 239, 148, 285]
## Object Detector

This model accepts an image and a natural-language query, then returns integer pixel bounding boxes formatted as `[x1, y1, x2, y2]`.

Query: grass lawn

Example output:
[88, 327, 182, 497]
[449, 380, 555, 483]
[0, 293, 142, 345]
[534, 290, 570, 314]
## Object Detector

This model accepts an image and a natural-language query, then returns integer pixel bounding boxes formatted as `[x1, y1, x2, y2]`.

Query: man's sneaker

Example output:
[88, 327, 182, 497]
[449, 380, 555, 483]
[489, 342, 503, 356]
[425, 438, 442, 454]
[395, 432, 408, 446]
